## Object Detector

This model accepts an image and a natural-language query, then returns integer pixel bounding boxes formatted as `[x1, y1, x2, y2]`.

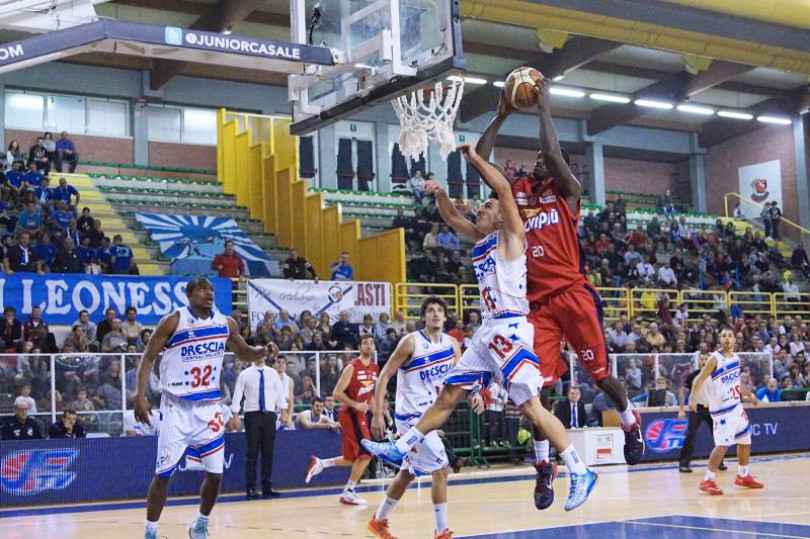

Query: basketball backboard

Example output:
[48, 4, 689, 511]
[288, 0, 465, 135]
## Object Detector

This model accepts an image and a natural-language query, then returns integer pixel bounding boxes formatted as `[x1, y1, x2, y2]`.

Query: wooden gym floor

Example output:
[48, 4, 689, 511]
[2, 454, 809, 538]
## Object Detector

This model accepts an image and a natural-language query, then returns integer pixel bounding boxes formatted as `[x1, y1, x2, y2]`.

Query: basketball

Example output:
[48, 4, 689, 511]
[504, 67, 544, 110]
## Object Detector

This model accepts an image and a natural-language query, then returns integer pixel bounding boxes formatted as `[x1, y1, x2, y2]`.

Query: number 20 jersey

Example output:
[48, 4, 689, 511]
[707, 350, 742, 415]
[160, 307, 229, 402]
[511, 177, 586, 302]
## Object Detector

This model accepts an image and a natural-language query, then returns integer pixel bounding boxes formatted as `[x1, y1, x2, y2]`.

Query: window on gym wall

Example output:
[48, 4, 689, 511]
[334, 120, 376, 191]
[4, 90, 130, 137]
[146, 105, 217, 145]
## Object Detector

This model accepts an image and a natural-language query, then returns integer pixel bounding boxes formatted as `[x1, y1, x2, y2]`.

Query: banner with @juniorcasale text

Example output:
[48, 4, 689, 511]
[247, 279, 391, 327]
[0, 273, 233, 325]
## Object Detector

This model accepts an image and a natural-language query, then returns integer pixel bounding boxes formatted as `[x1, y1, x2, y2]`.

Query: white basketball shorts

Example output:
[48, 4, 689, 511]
[712, 403, 751, 447]
[395, 417, 449, 476]
[443, 316, 541, 406]
[155, 392, 227, 477]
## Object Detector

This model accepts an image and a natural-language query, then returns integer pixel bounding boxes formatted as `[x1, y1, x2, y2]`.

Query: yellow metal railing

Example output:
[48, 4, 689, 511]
[459, 284, 482, 322]
[630, 288, 679, 320]
[217, 108, 406, 284]
[774, 293, 810, 319]
[681, 289, 725, 322]
[395, 283, 460, 322]
[728, 291, 773, 315]
[596, 287, 630, 321]
[724, 192, 810, 241]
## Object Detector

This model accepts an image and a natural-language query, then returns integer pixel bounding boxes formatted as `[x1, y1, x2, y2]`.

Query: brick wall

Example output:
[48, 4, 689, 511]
[706, 125, 797, 227]
[148, 141, 216, 170]
[5, 129, 133, 163]
[494, 145, 686, 200]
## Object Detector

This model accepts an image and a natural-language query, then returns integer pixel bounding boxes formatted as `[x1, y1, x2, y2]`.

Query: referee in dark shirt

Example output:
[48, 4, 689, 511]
[282, 249, 318, 280]
[678, 353, 726, 473]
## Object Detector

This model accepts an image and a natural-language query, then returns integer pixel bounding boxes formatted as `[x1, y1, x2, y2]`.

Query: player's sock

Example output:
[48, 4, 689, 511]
[619, 403, 636, 427]
[375, 497, 399, 520]
[559, 444, 587, 475]
[395, 427, 426, 454]
[322, 457, 338, 469]
[534, 440, 550, 463]
[344, 480, 357, 493]
[738, 465, 749, 477]
[704, 470, 716, 481]
[196, 513, 209, 525]
[433, 503, 448, 532]
[145, 520, 159, 533]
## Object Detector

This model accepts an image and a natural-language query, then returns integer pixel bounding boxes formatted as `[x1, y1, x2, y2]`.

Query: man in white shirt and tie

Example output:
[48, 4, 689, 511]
[553, 386, 587, 429]
[231, 343, 289, 499]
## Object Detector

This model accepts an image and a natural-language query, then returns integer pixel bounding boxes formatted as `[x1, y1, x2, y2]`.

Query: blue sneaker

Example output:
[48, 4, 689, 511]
[564, 469, 598, 512]
[188, 518, 209, 538]
[360, 439, 405, 464]
[144, 531, 157, 539]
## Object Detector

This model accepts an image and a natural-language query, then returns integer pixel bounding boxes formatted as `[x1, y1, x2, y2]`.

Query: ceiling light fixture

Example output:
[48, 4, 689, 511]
[676, 104, 715, 115]
[635, 99, 673, 110]
[447, 75, 487, 85]
[757, 115, 792, 125]
[590, 92, 631, 104]
[550, 86, 586, 98]
[717, 110, 754, 120]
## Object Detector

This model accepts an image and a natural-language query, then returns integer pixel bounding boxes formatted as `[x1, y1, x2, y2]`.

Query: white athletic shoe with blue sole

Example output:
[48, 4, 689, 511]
[360, 439, 405, 464]
[565, 468, 599, 512]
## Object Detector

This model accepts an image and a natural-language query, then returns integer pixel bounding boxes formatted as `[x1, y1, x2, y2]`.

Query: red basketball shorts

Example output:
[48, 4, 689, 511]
[338, 409, 373, 461]
[529, 283, 609, 387]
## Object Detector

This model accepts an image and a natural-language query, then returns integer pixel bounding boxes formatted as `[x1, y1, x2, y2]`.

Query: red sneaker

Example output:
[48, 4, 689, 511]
[699, 479, 723, 495]
[368, 517, 398, 539]
[434, 529, 454, 539]
[735, 474, 764, 489]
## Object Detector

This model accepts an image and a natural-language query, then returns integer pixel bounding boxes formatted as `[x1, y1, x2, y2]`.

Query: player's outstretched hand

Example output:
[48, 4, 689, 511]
[134, 394, 152, 426]
[371, 413, 386, 440]
[533, 77, 550, 109]
[424, 180, 445, 197]
[457, 144, 478, 161]
[497, 91, 517, 117]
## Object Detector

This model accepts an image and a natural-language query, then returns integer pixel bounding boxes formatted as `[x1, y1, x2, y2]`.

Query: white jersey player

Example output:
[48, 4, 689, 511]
[133, 277, 275, 539]
[368, 297, 470, 539]
[362, 144, 597, 513]
[690, 328, 764, 496]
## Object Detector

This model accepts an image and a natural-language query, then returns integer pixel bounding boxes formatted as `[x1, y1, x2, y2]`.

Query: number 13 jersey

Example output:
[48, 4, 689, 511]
[160, 307, 229, 402]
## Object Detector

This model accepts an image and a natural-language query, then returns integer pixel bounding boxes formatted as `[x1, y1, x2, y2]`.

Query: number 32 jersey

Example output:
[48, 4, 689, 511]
[160, 307, 229, 402]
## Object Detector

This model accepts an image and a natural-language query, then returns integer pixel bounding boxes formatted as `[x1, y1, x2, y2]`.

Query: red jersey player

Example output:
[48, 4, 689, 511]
[305, 334, 379, 505]
[475, 77, 645, 509]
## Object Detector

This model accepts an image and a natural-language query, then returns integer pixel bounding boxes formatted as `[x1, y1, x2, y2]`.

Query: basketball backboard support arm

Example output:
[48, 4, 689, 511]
[288, 0, 466, 136]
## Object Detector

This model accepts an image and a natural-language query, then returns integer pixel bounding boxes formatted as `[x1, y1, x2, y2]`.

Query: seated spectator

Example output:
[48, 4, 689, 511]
[22, 162, 43, 191]
[27, 136, 50, 174]
[1, 397, 43, 440]
[55, 132, 78, 173]
[436, 224, 460, 251]
[65, 324, 92, 353]
[423, 222, 440, 250]
[296, 397, 341, 431]
[635, 255, 655, 284]
[110, 234, 134, 274]
[392, 208, 409, 229]
[407, 170, 426, 205]
[23, 306, 50, 351]
[608, 320, 628, 351]
[119, 307, 143, 342]
[17, 384, 37, 413]
[101, 319, 128, 353]
[32, 231, 56, 270]
[1, 306, 24, 351]
[32, 175, 53, 211]
[64, 218, 81, 247]
[276, 326, 295, 350]
[330, 310, 357, 348]
[374, 312, 394, 342]
[657, 189, 675, 219]
[49, 408, 86, 438]
[790, 243, 810, 277]
[76, 207, 94, 234]
[49, 200, 72, 237]
[83, 218, 103, 249]
[645, 377, 678, 406]
[77, 236, 95, 266]
[329, 251, 354, 281]
[274, 310, 299, 334]
[17, 203, 42, 238]
[756, 377, 781, 403]
[658, 263, 678, 287]
[5, 139, 23, 169]
[4, 232, 42, 274]
[553, 386, 587, 428]
[52, 176, 80, 211]
[52, 237, 84, 273]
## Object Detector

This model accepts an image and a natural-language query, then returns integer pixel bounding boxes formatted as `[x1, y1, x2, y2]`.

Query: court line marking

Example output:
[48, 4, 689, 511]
[626, 520, 810, 539]
[2, 452, 808, 519]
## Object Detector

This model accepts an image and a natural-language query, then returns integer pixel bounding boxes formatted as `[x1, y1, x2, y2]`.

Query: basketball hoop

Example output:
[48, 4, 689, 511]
[392, 78, 465, 161]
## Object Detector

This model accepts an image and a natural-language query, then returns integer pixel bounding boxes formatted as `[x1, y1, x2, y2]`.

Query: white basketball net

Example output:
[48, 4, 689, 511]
[392, 79, 465, 161]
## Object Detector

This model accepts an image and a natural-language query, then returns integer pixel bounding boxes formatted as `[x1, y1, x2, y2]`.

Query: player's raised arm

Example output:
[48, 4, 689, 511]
[424, 180, 485, 242]
[133, 312, 179, 426]
[459, 144, 525, 256]
[226, 317, 274, 361]
[371, 334, 416, 439]
[535, 78, 581, 202]
[475, 93, 516, 182]
[689, 356, 717, 411]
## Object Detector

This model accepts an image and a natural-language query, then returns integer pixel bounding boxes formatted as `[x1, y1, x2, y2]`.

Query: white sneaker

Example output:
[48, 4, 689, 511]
[188, 519, 210, 538]
[305, 456, 324, 484]
[339, 491, 367, 505]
